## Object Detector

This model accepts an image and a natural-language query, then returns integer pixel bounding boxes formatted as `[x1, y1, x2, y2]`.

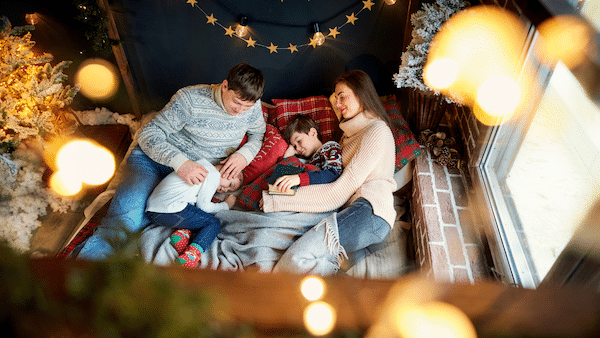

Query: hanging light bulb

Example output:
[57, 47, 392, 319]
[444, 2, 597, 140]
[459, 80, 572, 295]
[313, 23, 325, 46]
[384, 0, 397, 5]
[236, 16, 248, 38]
[25, 13, 38, 25]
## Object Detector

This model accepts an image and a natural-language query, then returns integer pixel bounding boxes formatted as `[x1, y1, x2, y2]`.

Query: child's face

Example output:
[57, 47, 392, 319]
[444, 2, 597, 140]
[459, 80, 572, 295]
[217, 174, 242, 193]
[289, 128, 322, 158]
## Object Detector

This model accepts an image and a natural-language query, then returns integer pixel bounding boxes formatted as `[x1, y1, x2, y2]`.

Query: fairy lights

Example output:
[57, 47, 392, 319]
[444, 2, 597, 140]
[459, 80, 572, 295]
[185, 0, 381, 53]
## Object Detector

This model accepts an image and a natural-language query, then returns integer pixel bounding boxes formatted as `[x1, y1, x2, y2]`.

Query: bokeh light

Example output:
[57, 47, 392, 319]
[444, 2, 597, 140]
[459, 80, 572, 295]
[476, 75, 521, 119]
[301, 276, 325, 301]
[426, 5, 530, 118]
[49, 170, 83, 196]
[393, 301, 477, 338]
[75, 58, 119, 101]
[423, 57, 459, 90]
[49, 140, 115, 196]
[303, 301, 336, 336]
[535, 15, 593, 69]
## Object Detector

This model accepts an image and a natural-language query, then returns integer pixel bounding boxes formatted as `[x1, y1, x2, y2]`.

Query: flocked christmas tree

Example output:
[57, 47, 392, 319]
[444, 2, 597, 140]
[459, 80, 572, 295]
[0, 16, 80, 253]
[393, 0, 469, 103]
[0, 16, 80, 153]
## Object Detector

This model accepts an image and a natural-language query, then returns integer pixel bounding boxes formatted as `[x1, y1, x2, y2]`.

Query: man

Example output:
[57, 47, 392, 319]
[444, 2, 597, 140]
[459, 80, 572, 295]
[75, 63, 266, 260]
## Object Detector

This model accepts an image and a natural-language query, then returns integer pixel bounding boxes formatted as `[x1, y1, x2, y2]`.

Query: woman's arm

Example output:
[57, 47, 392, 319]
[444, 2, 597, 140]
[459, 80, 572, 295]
[262, 121, 393, 213]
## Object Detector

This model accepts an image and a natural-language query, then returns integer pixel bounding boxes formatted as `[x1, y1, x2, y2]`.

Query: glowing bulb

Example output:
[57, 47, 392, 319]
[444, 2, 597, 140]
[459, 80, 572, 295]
[304, 302, 336, 336]
[75, 58, 119, 101]
[25, 13, 38, 25]
[49, 170, 82, 196]
[313, 32, 325, 46]
[424, 58, 459, 90]
[385, 0, 397, 4]
[236, 16, 249, 38]
[476, 75, 521, 118]
[301, 276, 325, 301]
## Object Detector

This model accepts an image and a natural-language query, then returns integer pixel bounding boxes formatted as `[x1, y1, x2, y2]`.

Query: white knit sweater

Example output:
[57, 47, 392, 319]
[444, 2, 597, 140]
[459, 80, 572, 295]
[262, 112, 397, 228]
[137, 84, 266, 171]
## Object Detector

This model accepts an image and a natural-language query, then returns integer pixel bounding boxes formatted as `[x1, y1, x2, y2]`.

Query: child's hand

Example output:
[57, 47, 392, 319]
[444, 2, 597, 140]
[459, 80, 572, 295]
[274, 174, 300, 192]
[224, 194, 237, 209]
[283, 144, 296, 158]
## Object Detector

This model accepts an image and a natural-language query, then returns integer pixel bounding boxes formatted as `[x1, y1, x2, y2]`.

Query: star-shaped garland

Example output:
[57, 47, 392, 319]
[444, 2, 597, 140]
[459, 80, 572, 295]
[186, 0, 377, 53]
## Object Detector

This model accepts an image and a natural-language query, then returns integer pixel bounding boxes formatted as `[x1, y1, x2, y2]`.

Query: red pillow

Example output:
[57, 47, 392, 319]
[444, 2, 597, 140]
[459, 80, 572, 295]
[264, 96, 342, 143]
[383, 95, 422, 171]
[236, 157, 320, 211]
[241, 124, 289, 185]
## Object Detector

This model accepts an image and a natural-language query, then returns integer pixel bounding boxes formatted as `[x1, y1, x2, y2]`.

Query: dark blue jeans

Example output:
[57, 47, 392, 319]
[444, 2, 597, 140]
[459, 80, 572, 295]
[147, 204, 221, 252]
[336, 197, 390, 254]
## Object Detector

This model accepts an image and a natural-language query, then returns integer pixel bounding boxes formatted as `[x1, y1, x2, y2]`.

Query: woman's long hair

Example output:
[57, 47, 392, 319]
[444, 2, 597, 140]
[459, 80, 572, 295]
[334, 70, 392, 128]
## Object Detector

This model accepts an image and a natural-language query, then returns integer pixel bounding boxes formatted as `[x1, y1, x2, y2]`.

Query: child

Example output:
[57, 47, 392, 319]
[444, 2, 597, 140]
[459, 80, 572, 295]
[273, 115, 343, 192]
[146, 158, 242, 268]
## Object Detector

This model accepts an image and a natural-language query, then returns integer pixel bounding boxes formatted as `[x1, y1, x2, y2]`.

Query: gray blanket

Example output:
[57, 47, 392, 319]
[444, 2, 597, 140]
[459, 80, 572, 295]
[140, 209, 347, 276]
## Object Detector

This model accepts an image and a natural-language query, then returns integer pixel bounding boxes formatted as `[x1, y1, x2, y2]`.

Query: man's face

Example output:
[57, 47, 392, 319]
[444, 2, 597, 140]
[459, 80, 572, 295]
[221, 80, 256, 116]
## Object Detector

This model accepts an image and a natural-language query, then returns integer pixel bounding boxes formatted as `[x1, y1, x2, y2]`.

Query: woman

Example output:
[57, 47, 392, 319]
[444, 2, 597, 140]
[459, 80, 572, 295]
[262, 69, 396, 260]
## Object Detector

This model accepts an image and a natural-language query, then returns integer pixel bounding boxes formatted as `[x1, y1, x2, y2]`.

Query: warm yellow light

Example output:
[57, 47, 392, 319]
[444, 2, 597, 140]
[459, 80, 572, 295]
[424, 58, 459, 90]
[56, 140, 115, 186]
[75, 58, 119, 101]
[313, 32, 325, 46]
[25, 13, 38, 25]
[535, 15, 592, 69]
[236, 24, 247, 38]
[426, 5, 529, 107]
[49, 170, 82, 196]
[301, 276, 325, 301]
[384, 0, 397, 4]
[476, 75, 521, 118]
[393, 301, 477, 338]
[304, 302, 336, 336]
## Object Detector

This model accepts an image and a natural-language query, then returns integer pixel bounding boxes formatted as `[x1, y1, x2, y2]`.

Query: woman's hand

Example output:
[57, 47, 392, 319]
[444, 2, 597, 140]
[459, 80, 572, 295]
[274, 174, 300, 193]
[177, 160, 208, 185]
[220, 153, 247, 180]
[224, 194, 237, 209]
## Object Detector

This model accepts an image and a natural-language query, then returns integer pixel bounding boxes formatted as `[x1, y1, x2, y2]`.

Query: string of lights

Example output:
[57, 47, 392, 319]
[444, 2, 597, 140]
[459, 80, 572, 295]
[184, 0, 394, 53]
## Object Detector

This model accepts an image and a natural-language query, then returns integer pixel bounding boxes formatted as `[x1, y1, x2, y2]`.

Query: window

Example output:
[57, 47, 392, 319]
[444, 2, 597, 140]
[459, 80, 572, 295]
[474, 1, 600, 288]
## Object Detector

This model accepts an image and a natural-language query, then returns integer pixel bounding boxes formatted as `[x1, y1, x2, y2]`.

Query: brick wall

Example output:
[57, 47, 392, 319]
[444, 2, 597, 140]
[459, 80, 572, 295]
[410, 104, 491, 283]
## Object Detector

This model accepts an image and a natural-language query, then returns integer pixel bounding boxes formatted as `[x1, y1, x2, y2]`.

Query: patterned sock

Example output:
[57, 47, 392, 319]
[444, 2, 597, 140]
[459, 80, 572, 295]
[176, 243, 203, 268]
[170, 229, 191, 255]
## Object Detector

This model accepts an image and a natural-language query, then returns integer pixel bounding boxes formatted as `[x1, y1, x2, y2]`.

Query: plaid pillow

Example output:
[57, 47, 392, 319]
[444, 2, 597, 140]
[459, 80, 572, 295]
[235, 157, 319, 211]
[241, 123, 289, 185]
[384, 95, 422, 171]
[263, 96, 342, 143]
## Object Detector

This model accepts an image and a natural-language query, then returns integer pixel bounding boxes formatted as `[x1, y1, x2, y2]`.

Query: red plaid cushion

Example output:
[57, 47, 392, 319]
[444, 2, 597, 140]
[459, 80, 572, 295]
[56, 198, 110, 258]
[384, 95, 422, 171]
[235, 157, 319, 211]
[240, 123, 289, 185]
[263, 96, 342, 143]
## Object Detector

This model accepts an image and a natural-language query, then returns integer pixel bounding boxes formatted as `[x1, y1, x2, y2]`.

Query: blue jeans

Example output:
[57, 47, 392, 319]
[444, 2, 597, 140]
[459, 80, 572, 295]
[336, 197, 390, 255]
[75, 145, 173, 260]
[147, 204, 220, 251]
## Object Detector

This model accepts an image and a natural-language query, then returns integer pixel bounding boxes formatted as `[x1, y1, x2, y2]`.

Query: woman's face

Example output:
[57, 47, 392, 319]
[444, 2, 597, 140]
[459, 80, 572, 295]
[334, 82, 362, 120]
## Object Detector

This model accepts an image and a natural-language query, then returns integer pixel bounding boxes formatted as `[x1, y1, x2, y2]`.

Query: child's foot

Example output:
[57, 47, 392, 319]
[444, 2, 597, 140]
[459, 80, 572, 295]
[176, 243, 203, 268]
[170, 229, 191, 255]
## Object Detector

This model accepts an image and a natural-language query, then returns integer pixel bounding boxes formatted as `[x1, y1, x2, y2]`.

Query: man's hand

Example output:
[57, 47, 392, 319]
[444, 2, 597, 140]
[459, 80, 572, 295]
[283, 144, 296, 158]
[177, 160, 208, 185]
[274, 174, 300, 193]
[220, 152, 247, 180]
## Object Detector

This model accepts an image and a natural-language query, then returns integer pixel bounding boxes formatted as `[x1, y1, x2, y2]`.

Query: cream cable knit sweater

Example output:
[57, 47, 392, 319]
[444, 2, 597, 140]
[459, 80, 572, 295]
[262, 112, 397, 228]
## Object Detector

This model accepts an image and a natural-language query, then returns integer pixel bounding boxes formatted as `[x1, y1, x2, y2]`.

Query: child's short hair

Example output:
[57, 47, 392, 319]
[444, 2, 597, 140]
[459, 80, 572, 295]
[283, 115, 320, 143]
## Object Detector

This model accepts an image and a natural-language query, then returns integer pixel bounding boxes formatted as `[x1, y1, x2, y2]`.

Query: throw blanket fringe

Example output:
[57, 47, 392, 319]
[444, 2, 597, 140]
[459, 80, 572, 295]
[314, 217, 348, 266]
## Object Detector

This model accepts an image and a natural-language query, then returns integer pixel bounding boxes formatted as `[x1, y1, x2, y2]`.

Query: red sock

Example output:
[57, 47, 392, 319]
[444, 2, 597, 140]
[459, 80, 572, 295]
[176, 243, 203, 268]
[170, 229, 191, 255]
